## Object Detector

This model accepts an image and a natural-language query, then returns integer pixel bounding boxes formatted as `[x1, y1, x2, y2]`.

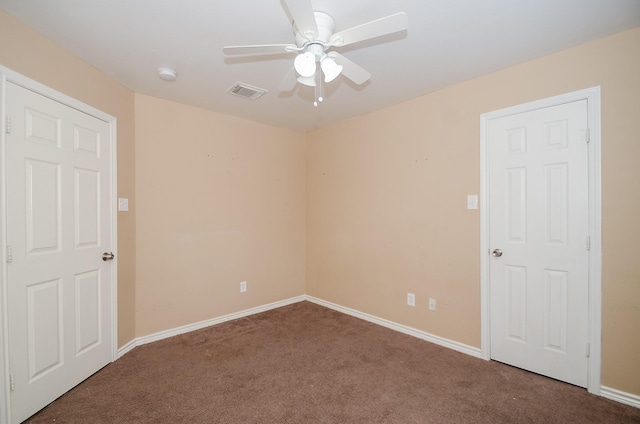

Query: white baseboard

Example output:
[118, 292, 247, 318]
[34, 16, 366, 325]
[117, 295, 306, 358]
[117, 338, 137, 358]
[115, 295, 639, 411]
[117, 294, 482, 360]
[304, 295, 484, 359]
[601, 386, 640, 409]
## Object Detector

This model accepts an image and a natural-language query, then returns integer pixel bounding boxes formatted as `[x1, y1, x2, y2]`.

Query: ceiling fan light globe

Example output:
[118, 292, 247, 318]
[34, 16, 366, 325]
[294, 52, 316, 77]
[321, 57, 343, 83]
[297, 75, 316, 87]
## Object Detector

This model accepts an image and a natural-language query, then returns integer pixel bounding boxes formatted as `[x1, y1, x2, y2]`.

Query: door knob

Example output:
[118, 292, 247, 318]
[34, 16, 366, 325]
[491, 249, 503, 257]
[102, 252, 115, 261]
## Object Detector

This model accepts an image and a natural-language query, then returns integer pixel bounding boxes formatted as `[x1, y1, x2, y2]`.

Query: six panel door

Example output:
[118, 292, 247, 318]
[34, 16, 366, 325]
[6, 82, 114, 423]
[488, 99, 590, 387]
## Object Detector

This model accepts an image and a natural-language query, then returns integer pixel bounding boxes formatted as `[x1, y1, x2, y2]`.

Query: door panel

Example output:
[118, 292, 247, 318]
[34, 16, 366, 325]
[75, 269, 102, 354]
[6, 82, 114, 423]
[488, 100, 589, 387]
[26, 159, 61, 253]
[27, 278, 63, 381]
[75, 167, 100, 247]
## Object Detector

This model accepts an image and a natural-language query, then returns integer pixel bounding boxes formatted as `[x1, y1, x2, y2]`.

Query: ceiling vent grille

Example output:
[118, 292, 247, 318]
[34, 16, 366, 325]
[226, 82, 267, 100]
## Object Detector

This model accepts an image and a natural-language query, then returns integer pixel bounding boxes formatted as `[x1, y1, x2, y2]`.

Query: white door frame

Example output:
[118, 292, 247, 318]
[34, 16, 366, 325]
[480, 87, 602, 394]
[0, 66, 118, 424]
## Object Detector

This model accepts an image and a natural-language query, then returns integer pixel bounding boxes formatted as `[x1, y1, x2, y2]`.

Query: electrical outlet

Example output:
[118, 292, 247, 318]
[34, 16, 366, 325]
[428, 297, 437, 311]
[240, 281, 247, 293]
[407, 293, 416, 307]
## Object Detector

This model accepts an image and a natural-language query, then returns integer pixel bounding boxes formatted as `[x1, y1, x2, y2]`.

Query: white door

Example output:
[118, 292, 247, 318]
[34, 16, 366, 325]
[488, 99, 589, 387]
[5, 82, 114, 423]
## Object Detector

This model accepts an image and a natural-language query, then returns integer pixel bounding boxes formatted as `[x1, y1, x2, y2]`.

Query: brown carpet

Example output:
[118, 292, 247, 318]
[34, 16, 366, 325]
[26, 301, 640, 423]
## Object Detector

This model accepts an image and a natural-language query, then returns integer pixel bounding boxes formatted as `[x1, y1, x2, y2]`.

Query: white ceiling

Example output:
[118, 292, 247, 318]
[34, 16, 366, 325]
[1, 0, 639, 132]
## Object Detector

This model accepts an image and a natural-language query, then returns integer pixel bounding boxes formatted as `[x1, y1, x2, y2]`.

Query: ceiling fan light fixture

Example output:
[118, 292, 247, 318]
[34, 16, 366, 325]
[294, 52, 316, 77]
[320, 56, 343, 83]
[297, 75, 316, 87]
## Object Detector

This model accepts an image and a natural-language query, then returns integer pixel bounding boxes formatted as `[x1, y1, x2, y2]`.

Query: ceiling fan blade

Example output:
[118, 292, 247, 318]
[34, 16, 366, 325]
[282, 0, 318, 39]
[329, 12, 408, 47]
[223, 44, 297, 56]
[329, 52, 371, 85]
[279, 67, 298, 91]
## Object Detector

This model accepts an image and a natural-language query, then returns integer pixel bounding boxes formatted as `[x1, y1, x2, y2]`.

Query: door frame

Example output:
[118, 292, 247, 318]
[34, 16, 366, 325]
[0, 66, 118, 424]
[479, 87, 602, 394]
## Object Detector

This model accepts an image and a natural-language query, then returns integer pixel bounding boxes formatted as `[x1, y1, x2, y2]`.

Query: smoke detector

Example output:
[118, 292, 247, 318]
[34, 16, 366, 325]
[158, 68, 177, 82]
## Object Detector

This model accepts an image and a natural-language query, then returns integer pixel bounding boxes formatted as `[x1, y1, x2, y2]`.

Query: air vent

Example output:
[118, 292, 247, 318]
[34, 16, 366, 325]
[226, 83, 267, 100]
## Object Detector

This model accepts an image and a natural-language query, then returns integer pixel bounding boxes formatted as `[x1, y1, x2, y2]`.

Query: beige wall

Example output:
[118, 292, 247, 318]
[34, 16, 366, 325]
[0, 9, 137, 347]
[306, 27, 640, 394]
[134, 94, 306, 336]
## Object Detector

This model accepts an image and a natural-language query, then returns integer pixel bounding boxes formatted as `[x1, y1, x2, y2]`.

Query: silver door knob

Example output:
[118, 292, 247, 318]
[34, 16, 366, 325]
[492, 249, 503, 257]
[102, 252, 115, 261]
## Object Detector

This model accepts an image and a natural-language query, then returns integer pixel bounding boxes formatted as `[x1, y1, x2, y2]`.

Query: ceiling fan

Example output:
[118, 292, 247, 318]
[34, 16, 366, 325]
[223, 0, 408, 106]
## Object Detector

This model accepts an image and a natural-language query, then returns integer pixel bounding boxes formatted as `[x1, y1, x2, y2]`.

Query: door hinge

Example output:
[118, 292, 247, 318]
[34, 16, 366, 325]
[9, 374, 15, 391]
[6, 245, 12, 263]
[5, 115, 11, 134]
[586, 343, 590, 358]
[586, 236, 591, 251]
[584, 128, 590, 143]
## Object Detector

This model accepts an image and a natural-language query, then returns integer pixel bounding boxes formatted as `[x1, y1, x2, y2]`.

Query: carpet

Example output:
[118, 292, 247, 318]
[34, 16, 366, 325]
[26, 301, 640, 423]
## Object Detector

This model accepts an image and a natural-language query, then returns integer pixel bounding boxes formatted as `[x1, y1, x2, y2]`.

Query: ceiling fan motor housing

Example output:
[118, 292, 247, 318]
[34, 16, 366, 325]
[295, 11, 335, 50]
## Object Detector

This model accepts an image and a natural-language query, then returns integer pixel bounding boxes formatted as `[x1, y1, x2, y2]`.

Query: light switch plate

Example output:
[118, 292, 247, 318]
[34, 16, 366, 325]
[467, 195, 478, 210]
[118, 198, 129, 212]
